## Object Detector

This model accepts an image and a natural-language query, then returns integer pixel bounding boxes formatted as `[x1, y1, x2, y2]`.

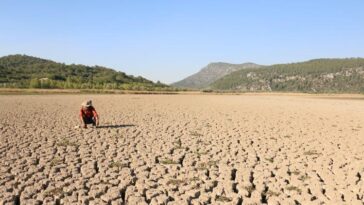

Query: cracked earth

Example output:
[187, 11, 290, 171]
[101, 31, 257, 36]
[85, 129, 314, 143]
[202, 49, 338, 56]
[1, 94, 364, 204]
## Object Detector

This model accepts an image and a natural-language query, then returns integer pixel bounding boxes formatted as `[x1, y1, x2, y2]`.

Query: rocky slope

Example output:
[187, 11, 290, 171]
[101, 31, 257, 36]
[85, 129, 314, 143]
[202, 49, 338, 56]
[172, 62, 262, 89]
[211, 58, 364, 93]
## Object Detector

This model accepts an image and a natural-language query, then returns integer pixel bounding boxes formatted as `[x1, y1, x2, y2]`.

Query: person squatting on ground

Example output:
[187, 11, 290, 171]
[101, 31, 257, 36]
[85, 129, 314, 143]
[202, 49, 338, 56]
[80, 100, 99, 128]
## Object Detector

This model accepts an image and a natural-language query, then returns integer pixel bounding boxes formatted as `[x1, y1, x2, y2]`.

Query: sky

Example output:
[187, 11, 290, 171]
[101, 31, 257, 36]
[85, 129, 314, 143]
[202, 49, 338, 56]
[1, 1, 364, 83]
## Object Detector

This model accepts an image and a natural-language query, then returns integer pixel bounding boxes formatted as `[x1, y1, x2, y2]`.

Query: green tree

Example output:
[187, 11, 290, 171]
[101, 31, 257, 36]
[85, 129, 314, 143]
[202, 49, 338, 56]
[29, 78, 40, 88]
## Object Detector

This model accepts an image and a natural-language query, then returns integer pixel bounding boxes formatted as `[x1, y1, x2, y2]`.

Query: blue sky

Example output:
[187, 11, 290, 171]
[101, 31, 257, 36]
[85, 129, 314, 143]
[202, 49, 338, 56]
[1, 1, 364, 83]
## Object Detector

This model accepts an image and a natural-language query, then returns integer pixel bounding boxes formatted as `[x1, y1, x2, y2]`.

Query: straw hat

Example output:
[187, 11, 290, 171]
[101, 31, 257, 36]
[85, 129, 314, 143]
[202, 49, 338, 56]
[81, 100, 92, 107]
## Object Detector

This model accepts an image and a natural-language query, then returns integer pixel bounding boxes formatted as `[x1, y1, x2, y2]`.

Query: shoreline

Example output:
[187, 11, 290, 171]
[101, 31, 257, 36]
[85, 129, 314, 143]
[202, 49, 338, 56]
[0, 88, 364, 99]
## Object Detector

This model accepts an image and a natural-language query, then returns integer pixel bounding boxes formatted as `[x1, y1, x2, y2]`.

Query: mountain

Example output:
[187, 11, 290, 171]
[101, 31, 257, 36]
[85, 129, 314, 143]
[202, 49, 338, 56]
[211, 58, 364, 93]
[0, 54, 168, 90]
[172, 62, 262, 89]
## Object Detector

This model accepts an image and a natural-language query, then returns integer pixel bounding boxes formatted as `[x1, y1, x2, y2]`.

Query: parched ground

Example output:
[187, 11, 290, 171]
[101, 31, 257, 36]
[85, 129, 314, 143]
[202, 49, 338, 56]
[0, 94, 364, 205]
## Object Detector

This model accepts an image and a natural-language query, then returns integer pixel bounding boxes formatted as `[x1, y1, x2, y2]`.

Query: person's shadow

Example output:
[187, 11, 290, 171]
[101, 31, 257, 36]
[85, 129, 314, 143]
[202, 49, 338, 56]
[96, 124, 135, 129]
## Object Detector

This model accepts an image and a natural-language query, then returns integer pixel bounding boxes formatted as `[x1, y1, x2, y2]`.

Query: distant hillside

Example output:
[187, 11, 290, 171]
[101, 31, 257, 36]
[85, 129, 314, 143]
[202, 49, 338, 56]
[211, 58, 364, 93]
[172, 62, 262, 89]
[0, 54, 169, 90]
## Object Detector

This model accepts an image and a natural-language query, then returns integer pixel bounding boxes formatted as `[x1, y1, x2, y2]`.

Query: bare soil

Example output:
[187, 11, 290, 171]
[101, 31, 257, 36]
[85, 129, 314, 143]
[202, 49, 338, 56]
[1, 94, 364, 204]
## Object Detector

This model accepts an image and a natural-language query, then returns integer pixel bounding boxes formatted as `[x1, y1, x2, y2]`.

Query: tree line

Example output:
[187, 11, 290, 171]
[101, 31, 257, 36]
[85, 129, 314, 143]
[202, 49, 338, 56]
[0, 54, 179, 91]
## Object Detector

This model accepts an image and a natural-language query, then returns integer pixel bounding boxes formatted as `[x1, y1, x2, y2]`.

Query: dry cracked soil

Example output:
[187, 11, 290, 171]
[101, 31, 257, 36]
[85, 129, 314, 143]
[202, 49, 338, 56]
[0, 94, 364, 205]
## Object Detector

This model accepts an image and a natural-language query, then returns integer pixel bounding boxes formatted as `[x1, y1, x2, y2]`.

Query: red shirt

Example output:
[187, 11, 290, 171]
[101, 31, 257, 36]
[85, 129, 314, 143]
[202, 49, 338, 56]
[80, 106, 98, 118]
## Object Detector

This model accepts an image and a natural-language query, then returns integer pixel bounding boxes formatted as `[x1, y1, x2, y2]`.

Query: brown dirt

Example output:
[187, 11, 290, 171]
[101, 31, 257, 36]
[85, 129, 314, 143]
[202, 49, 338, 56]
[1, 94, 364, 204]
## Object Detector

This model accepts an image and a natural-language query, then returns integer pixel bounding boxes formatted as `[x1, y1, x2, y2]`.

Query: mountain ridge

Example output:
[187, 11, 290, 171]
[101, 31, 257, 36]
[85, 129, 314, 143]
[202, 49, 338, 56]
[211, 58, 364, 93]
[172, 62, 263, 89]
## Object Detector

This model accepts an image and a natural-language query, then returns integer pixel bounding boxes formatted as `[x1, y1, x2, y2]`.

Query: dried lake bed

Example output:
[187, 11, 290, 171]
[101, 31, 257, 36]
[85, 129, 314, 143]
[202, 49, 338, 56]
[1, 94, 364, 204]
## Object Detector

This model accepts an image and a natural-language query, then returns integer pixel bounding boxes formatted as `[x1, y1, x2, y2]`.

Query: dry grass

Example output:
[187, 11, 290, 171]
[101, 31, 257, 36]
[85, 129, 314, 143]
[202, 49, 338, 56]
[265, 157, 274, 163]
[109, 161, 128, 169]
[286, 186, 302, 194]
[50, 157, 62, 167]
[43, 187, 64, 197]
[267, 190, 281, 197]
[57, 138, 78, 147]
[190, 131, 203, 137]
[197, 161, 218, 170]
[292, 170, 300, 175]
[166, 179, 185, 186]
[173, 139, 183, 149]
[284, 135, 292, 138]
[244, 185, 256, 193]
[160, 158, 179, 165]
[216, 195, 232, 202]
[298, 175, 311, 181]
[304, 150, 320, 156]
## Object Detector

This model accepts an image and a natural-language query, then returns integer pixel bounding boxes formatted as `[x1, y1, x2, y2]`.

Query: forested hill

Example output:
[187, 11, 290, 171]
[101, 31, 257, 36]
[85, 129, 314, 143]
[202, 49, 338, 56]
[0, 54, 168, 90]
[210, 58, 364, 93]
